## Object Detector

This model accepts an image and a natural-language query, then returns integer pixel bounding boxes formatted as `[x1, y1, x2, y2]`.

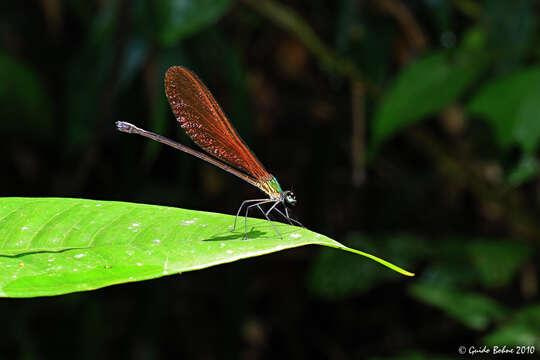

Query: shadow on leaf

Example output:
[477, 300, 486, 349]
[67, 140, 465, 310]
[203, 229, 268, 241]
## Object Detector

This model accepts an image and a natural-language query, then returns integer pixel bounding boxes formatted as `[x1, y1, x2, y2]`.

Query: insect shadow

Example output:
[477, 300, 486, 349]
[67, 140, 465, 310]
[4, 247, 90, 258]
[203, 229, 267, 242]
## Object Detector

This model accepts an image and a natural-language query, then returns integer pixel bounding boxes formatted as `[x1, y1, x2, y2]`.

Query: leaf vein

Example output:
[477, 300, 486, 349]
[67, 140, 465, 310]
[87, 208, 134, 247]
[25, 202, 81, 250]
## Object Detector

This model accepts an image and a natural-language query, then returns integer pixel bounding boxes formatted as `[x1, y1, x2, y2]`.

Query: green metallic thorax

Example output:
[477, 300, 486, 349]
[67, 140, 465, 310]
[268, 177, 282, 192]
[259, 176, 282, 199]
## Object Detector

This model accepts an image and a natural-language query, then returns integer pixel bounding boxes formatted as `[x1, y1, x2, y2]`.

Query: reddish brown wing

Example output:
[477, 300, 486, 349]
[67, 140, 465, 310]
[165, 66, 271, 181]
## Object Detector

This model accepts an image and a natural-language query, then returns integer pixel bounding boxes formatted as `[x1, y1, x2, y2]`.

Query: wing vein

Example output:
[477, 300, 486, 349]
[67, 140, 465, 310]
[164, 66, 272, 182]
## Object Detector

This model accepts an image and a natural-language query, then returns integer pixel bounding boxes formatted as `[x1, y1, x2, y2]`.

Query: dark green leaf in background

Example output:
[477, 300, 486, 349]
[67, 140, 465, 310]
[419, 236, 533, 289]
[484, 305, 540, 347]
[467, 239, 532, 288]
[371, 42, 484, 151]
[155, 0, 232, 47]
[408, 283, 507, 331]
[469, 67, 540, 153]
[507, 155, 540, 186]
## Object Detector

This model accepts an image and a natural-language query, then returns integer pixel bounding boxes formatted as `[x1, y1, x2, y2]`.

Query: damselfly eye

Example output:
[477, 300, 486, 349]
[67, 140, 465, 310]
[285, 192, 297, 207]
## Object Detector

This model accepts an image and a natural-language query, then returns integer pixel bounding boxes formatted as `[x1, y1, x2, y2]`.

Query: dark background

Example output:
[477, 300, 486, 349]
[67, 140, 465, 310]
[1, 0, 540, 358]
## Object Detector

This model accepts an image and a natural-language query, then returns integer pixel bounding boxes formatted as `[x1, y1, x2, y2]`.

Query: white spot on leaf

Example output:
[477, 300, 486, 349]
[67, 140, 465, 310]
[163, 257, 169, 275]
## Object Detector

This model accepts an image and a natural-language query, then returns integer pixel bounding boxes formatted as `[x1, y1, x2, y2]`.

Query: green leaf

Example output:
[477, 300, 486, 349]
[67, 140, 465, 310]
[507, 155, 540, 186]
[409, 283, 507, 330]
[484, 304, 540, 347]
[371, 49, 482, 150]
[484, 324, 540, 348]
[469, 67, 540, 153]
[467, 239, 532, 288]
[0, 198, 413, 297]
[155, 0, 232, 47]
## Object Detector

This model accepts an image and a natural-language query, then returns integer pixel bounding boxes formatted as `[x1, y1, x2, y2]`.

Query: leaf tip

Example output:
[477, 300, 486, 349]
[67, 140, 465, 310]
[402, 270, 415, 277]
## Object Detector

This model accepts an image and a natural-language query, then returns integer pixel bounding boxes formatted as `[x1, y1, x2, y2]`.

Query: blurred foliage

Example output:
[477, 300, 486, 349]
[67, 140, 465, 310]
[507, 154, 540, 186]
[371, 29, 487, 151]
[151, 0, 232, 47]
[409, 283, 507, 331]
[469, 67, 540, 154]
[1, 0, 540, 358]
[484, 304, 540, 347]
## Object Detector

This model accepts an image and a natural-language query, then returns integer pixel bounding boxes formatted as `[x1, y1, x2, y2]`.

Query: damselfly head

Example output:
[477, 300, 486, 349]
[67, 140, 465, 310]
[282, 191, 297, 207]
